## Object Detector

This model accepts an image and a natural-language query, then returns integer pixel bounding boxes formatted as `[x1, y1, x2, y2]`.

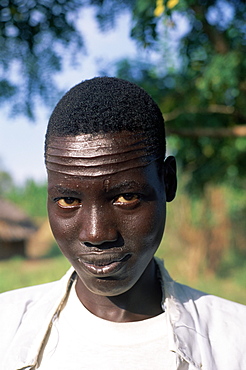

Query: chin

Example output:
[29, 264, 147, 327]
[83, 276, 134, 297]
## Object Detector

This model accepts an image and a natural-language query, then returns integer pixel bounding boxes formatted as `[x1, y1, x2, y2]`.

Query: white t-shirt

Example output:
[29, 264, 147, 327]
[39, 282, 177, 369]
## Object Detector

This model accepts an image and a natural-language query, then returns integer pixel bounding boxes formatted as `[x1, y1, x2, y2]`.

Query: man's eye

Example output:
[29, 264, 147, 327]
[114, 194, 140, 205]
[55, 197, 81, 208]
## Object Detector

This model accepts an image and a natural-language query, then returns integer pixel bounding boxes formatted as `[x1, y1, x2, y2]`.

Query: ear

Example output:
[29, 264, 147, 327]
[163, 156, 177, 202]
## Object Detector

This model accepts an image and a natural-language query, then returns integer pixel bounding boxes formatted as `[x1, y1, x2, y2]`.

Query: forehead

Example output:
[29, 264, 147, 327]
[45, 131, 159, 177]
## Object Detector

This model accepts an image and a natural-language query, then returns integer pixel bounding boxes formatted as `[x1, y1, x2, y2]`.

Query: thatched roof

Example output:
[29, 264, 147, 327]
[0, 199, 37, 241]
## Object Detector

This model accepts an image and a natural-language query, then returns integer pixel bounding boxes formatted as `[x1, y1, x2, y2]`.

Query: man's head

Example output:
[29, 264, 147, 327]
[45, 76, 166, 162]
[45, 77, 176, 299]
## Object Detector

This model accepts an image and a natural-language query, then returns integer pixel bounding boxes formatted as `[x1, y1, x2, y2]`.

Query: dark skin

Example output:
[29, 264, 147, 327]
[47, 132, 177, 322]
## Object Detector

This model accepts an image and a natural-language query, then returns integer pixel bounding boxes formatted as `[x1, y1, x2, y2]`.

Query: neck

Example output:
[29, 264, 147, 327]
[75, 259, 163, 322]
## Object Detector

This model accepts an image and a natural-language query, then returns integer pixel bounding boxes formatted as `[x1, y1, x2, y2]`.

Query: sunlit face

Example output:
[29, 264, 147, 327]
[46, 132, 169, 297]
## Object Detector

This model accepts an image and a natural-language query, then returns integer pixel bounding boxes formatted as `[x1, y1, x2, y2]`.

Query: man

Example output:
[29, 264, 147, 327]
[0, 77, 245, 370]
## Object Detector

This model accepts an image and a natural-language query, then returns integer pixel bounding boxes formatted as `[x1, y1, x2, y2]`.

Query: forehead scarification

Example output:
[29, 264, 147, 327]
[45, 132, 160, 177]
[47, 132, 155, 156]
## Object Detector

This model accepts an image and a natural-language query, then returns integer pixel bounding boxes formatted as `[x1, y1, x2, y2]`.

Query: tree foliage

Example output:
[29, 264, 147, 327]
[0, 0, 133, 118]
[0, 0, 84, 118]
[7, 178, 47, 219]
[112, 0, 246, 191]
[0, 169, 13, 196]
[0, 164, 47, 219]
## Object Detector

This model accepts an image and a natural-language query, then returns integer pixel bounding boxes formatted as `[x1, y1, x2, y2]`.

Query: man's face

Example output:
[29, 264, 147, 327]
[47, 132, 170, 297]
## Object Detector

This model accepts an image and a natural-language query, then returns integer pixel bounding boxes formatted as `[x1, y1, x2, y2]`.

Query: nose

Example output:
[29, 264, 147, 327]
[78, 205, 118, 246]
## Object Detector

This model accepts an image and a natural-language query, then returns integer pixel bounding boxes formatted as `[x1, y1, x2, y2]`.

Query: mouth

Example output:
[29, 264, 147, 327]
[76, 253, 131, 276]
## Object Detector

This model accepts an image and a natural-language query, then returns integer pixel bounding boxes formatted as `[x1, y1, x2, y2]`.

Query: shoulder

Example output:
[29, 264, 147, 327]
[156, 258, 246, 328]
[170, 279, 246, 350]
[175, 280, 246, 315]
[0, 268, 75, 365]
[155, 259, 246, 367]
[0, 280, 62, 331]
[0, 269, 74, 349]
[0, 280, 61, 360]
[0, 267, 75, 314]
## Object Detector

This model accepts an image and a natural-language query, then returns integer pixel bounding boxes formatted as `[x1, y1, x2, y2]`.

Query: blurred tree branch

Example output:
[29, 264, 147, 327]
[164, 105, 236, 121]
[166, 125, 246, 138]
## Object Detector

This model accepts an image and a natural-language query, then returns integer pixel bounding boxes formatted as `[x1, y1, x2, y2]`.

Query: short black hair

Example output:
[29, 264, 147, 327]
[45, 77, 166, 159]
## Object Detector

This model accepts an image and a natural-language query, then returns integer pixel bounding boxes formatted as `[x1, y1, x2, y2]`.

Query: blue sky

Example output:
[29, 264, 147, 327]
[0, 8, 137, 184]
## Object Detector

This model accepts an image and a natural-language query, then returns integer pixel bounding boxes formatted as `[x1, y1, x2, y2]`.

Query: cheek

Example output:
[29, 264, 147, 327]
[47, 203, 77, 248]
[145, 205, 166, 244]
[121, 202, 166, 245]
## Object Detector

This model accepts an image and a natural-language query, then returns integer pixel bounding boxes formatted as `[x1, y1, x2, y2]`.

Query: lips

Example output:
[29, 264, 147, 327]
[76, 253, 131, 276]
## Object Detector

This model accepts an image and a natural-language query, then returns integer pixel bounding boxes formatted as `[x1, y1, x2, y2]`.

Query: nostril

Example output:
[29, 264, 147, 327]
[84, 241, 115, 249]
[83, 235, 124, 249]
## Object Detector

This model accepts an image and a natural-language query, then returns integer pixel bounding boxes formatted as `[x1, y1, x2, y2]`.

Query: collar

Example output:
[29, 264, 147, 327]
[156, 258, 213, 369]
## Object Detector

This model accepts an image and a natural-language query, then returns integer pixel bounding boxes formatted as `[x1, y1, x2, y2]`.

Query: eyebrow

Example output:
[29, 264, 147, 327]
[49, 185, 81, 197]
[108, 181, 152, 193]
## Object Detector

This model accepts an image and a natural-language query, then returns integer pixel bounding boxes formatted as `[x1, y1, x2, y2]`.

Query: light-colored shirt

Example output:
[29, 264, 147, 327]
[38, 280, 177, 369]
[0, 258, 246, 370]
